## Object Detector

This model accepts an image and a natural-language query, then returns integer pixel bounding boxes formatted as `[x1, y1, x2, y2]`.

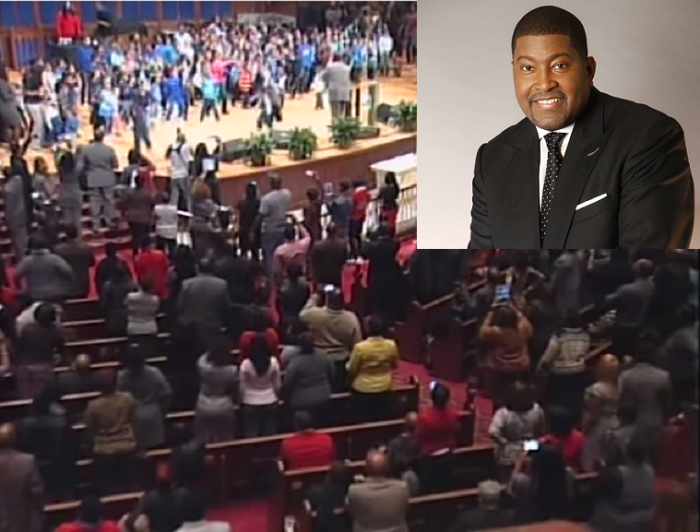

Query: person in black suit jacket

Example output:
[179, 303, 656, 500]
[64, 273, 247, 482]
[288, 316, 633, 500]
[469, 6, 694, 249]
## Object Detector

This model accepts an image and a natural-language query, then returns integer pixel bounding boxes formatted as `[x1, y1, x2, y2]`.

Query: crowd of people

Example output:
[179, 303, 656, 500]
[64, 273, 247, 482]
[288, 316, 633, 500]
[0, 245, 696, 532]
[1, 1, 416, 152]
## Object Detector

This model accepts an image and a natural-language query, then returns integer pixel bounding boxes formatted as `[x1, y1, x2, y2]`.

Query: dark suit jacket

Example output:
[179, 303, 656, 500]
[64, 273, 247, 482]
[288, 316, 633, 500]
[177, 273, 230, 333]
[0, 449, 44, 532]
[54, 240, 96, 298]
[76, 140, 118, 188]
[469, 87, 694, 248]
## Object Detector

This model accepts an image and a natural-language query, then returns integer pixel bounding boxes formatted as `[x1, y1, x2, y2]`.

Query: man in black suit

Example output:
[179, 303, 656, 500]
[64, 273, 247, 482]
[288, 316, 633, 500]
[469, 6, 694, 249]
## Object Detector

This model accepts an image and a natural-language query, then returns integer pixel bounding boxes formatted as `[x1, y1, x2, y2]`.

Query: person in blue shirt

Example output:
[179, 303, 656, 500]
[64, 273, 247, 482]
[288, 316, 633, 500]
[109, 45, 125, 71]
[298, 37, 314, 94]
[156, 35, 178, 67]
[163, 68, 186, 122]
[351, 39, 368, 83]
[97, 79, 118, 135]
[77, 37, 95, 104]
[200, 73, 220, 122]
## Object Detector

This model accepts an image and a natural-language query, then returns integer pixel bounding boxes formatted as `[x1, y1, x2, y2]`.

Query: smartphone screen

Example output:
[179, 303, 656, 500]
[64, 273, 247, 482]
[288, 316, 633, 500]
[523, 439, 540, 452]
[493, 284, 512, 305]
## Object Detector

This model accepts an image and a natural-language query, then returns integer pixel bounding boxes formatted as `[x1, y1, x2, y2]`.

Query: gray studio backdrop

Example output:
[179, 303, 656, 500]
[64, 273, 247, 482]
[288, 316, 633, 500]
[419, 0, 700, 248]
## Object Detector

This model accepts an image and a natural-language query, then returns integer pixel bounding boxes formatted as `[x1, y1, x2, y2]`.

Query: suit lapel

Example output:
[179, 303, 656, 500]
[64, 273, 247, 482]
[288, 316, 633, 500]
[542, 87, 611, 249]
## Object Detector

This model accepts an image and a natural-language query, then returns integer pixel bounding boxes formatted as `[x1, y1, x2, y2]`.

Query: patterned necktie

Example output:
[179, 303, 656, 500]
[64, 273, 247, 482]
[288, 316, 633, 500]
[540, 132, 567, 244]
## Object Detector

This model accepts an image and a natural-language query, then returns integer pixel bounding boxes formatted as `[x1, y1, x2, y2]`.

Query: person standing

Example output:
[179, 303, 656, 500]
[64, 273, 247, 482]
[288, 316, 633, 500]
[22, 59, 46, 150]
[347, 316, 399, 422]
[300, 288, 362, 392]
[14, 234, 74, 304]
[54, 147, 84, 237]
[0, 423, 44, 532]
[117, 345, 172, 450]
[84, 373, 138, 494]
[256, 173, 292, 275]
[154, 192, 179, 257]
[347, 449, 410, 532]
[123, 175, 155, 257]
[125, 278, 160, 344]
[165, 129, 193, 212]
[194, 334, 238, 444]
[75, 126, 119, 233]
[54, 225, 96, 299]
[582, 354, 620, 472]
[3, 164, 29, 260]
[239, 334, 281, 438]
[323, 53, 351, 119]
[237, 182, 261, 261]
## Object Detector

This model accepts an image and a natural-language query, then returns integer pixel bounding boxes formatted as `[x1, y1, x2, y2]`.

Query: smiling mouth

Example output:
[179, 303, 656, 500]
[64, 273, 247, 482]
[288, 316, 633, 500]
[533, 98, 563, 110]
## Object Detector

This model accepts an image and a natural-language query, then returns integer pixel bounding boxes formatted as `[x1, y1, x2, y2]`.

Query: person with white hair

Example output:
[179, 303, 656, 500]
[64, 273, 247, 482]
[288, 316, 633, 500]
[447, 480, 519, 531]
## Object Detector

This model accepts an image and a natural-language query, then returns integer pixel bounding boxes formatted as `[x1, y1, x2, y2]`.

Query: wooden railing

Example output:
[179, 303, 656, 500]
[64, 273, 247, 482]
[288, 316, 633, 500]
[288, 183, 417, 240]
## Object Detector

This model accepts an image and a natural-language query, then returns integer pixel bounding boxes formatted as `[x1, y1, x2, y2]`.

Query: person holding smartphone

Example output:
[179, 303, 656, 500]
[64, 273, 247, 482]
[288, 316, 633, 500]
[478, 302, 533, 407]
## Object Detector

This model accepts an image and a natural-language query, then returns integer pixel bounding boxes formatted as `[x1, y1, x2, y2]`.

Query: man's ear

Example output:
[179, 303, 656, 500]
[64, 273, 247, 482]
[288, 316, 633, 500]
[586, 56, 597, 87]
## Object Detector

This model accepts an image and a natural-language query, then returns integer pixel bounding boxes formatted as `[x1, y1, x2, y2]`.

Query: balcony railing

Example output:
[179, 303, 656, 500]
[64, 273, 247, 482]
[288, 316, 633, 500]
[288, 183, 417, 238]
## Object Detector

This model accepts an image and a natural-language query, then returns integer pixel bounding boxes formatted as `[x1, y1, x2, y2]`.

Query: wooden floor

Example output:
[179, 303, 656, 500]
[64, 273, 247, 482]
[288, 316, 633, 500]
[3, 67, 417, 181]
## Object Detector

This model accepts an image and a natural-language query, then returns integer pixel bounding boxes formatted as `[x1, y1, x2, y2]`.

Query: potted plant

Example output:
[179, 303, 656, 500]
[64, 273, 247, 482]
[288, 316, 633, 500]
[395, 100, 417, 132]
[288, 127, 318, 161]
[244, 132, 273, 167]
[329, 116, 361, 149]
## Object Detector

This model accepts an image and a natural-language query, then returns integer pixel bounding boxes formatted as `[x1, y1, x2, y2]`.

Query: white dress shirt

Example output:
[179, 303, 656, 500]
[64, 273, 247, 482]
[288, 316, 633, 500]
[535, 122, 576, 207]
[176, 520, 230, 532]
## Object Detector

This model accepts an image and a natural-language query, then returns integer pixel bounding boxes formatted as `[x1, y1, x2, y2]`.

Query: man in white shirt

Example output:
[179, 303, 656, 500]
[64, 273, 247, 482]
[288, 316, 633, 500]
[378, 27, 394, 76]
[165, 130, 193, 211]
[175, 491, 230, 532]
[154, 192, 179, 256]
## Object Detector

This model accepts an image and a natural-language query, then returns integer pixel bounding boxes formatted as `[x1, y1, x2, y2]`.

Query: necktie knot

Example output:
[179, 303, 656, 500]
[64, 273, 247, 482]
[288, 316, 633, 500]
[545, 132, 566, 154]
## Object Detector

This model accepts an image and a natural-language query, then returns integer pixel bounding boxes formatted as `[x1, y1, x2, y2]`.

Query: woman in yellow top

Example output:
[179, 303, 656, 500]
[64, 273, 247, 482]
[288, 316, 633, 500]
[347, 316, 399, 422]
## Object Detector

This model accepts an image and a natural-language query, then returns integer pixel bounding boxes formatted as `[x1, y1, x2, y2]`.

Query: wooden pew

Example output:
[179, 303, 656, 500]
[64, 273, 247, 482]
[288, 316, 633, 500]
[63, 314, 168, 341]
[64, 332, 172, 359]
[297, 471, 599, 532]
[1, 381, 421, 450]
[61, 298, 102, 322]
[394, 280, 487, 366]
[44, 411, 475, 527]
[427, 318, 478, 381]
[394, 294, 456, 365]
[271, 443, 496, 532]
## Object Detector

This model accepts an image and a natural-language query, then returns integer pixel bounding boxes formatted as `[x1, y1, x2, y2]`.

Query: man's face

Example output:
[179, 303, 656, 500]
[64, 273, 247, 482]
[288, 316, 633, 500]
[512, 34, 596, 131]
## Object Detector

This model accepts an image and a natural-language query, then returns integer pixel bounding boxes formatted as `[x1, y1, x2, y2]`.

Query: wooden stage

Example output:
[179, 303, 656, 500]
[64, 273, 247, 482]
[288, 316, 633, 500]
[3, 68, 417, 205]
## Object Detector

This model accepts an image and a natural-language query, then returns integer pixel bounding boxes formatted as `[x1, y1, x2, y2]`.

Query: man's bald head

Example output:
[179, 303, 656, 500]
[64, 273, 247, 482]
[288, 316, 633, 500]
[0, 423, 17, 449]
[269, 172, 282, 190]
[365, 450, 389, 478]
[404, 411, 418, 432]
[633, 259, 654, 279]
[74, 353, 92, 372]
